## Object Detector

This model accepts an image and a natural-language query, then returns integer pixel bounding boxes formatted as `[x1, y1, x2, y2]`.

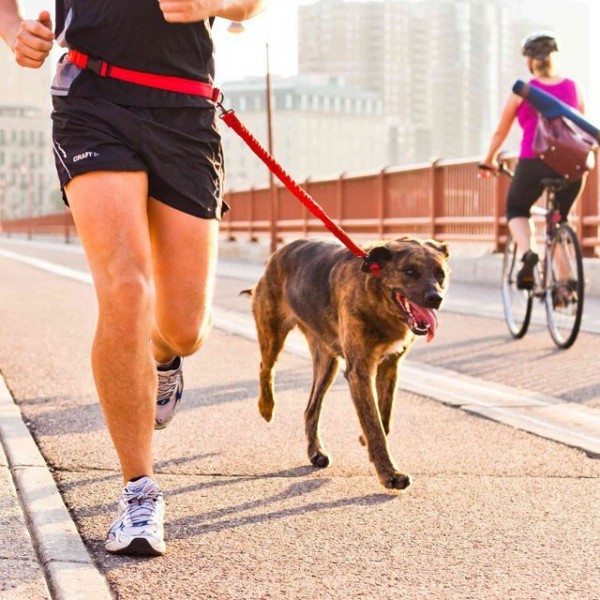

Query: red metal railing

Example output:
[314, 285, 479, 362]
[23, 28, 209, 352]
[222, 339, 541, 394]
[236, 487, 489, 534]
[2, 155, 599, 256]
[221, 155, 600, 257]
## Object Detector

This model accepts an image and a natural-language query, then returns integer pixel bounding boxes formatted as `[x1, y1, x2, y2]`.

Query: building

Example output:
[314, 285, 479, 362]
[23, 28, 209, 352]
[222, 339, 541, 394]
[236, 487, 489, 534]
[0, 105, 58, 220]
[220, 75, 386, 191]
[0, 45, 58, 219]
[0, 44, 52, 110]
[298, 0, 588, 164]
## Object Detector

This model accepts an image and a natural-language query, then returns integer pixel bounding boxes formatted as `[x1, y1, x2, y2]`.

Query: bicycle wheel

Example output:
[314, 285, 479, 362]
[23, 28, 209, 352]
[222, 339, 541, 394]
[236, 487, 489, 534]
[501, 234, 533, 338]
[544, 223, 584, 349]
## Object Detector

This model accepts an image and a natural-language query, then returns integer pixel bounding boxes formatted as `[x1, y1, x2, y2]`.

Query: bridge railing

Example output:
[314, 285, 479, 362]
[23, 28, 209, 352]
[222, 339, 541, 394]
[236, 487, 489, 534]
[2, 154, 599, 256]
[221, 154, 599, 257]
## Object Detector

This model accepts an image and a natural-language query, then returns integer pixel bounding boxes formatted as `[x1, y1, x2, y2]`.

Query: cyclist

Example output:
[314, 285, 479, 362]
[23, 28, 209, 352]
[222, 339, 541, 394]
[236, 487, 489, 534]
[479, 32, 586, 291]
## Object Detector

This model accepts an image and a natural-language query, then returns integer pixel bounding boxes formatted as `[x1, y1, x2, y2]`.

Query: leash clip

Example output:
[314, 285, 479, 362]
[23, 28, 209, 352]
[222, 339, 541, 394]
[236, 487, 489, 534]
[361, 253, 382, 277]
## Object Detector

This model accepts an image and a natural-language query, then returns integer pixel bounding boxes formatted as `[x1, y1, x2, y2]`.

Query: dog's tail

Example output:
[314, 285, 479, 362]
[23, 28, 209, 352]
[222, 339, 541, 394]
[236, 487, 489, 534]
[239, 288, 253, 297]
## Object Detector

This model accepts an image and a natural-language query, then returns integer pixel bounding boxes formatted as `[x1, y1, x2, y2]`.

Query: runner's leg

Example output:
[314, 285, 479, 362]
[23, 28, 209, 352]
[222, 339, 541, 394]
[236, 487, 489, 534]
[66, 171, 156, 484]
[147, 196, 219, 364]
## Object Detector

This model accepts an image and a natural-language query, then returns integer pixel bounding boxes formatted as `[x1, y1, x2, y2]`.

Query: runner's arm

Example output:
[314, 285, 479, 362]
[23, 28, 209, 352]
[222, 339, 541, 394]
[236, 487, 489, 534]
[214, 0, 267, 20]
[159, 0, 267, 24]
[0, 1, 53, 68]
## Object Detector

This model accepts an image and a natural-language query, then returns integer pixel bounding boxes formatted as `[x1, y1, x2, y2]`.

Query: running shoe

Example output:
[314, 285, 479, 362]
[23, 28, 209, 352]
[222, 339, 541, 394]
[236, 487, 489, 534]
[155, 356, 183, 430]
[516, 250, 539, 290]
[105, 476, 166, 556]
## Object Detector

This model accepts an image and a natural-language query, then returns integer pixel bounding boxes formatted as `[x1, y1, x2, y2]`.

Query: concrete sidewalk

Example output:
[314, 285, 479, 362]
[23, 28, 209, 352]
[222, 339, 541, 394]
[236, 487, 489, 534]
[1, 237, 600, 599]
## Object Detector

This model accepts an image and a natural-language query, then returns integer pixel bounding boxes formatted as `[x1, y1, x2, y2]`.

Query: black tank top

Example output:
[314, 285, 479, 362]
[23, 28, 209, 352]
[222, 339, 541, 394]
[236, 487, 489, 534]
[53, 0, 216, 107]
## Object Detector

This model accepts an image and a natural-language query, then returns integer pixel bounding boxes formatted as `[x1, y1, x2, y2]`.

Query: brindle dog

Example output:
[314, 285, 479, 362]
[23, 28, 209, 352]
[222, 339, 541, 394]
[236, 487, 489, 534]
[246, 236, 450, 490]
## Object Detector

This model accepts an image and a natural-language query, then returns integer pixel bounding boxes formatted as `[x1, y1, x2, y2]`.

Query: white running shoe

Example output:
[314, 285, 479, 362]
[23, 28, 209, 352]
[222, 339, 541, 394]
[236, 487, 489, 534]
[155, 356, 184, 430]
[105, 476, 166, 556]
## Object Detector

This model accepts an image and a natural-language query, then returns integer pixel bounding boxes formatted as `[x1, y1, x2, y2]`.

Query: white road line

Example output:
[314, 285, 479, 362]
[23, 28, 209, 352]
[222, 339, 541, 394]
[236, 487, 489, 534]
[0, 247, 92, 284]
[1, 247, 600, 456]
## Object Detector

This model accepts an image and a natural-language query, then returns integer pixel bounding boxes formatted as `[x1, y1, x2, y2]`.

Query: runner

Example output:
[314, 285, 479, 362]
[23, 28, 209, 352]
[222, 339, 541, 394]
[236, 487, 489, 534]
[0, 0, 266, 556]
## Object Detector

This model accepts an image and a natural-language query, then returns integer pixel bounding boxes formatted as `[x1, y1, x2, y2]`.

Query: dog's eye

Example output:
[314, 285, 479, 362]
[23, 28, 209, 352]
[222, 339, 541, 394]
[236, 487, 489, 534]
[435, 268, 446, 284]
[404, 267, 419, 279]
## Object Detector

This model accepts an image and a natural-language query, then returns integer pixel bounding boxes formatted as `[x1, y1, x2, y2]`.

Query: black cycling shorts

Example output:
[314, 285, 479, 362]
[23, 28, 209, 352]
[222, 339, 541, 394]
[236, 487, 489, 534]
[51, 96, 227, 220]
[505, 158, 583, 222]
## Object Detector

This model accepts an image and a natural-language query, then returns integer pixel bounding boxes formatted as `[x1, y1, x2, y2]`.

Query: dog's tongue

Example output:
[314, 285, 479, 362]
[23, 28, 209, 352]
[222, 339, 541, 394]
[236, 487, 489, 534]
[411, 304, 438, 342]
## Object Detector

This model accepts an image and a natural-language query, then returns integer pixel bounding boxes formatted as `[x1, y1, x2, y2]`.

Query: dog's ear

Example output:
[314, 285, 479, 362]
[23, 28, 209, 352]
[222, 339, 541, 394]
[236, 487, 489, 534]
[368, 245, 394, 265]
[426, 240, 450, 258]
[361, 245, 393, 274]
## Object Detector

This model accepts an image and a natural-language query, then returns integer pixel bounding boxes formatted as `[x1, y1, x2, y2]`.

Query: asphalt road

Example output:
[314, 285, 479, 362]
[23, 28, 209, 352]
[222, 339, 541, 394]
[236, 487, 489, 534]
[0, 238, 599, 599]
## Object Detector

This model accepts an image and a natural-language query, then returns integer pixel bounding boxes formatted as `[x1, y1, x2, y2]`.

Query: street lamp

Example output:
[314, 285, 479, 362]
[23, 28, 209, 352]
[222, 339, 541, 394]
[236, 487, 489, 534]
[226, 21, 278, 253]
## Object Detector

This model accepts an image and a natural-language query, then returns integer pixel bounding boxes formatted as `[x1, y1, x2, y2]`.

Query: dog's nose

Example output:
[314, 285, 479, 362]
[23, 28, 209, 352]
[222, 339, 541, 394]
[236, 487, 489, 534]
[424, 291, 443, 309]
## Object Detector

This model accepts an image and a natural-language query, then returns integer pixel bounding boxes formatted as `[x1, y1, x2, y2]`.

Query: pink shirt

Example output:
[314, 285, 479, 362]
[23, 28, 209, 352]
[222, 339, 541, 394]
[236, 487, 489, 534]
[517, 78, 579, 158]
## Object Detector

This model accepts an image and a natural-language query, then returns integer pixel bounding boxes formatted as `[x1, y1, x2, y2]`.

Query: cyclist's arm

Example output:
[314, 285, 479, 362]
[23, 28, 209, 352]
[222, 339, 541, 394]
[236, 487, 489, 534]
[574, 81, 586, 114]
[479, 93, 522, 175]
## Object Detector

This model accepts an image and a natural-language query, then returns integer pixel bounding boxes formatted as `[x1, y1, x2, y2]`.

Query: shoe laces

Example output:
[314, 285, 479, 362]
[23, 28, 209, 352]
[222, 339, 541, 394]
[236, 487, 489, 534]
[157, 368, 181, 400]
[121, 488, 162, 527]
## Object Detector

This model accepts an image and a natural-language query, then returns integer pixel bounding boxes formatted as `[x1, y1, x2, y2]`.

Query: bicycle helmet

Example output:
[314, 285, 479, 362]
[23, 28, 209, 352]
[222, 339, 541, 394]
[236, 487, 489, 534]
[521, 31, 559, 59]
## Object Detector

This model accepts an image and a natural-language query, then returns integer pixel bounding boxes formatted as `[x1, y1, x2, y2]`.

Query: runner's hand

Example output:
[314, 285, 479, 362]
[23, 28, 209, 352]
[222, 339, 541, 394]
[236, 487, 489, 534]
[158, 0, 220, 23]
[11, 11, 54, 69]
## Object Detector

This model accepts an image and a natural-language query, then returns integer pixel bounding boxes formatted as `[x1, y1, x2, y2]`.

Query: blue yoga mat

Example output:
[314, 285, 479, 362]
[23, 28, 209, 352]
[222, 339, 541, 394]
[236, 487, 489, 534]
[513, 79, 600, 141]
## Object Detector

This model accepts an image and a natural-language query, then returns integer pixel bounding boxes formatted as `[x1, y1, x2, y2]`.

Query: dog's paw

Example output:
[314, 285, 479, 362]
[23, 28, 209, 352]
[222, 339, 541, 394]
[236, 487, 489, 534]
[309, 451, 330, 469]
[383, 473, 411, 491]
[258, 398, 274, 422]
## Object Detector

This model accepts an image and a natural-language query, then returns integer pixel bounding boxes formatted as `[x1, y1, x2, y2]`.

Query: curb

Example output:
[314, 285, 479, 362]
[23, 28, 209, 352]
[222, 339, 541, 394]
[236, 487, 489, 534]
[0, 375, 113, 600]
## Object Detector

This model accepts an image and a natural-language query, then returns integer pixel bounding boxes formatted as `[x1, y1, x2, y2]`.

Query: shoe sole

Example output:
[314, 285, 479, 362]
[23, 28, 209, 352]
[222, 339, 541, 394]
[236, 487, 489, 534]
[154, 399, 181, 430]
[107, 537, 165, 557]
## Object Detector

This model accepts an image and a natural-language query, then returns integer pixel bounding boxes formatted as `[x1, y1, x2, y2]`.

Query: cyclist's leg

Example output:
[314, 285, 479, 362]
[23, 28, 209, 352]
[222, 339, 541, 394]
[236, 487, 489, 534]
[505, 159, 545, 256]
[553, 176, 584, 283]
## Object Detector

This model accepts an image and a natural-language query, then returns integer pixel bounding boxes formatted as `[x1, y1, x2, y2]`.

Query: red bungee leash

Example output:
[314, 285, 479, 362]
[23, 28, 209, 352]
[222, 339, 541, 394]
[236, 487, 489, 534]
[217, 103, 382, 276]
[67, 49, 381, 274]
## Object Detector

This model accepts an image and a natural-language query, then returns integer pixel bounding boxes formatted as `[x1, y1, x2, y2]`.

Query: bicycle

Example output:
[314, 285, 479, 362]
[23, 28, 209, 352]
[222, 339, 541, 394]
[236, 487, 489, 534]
[481, 162, 585, 349]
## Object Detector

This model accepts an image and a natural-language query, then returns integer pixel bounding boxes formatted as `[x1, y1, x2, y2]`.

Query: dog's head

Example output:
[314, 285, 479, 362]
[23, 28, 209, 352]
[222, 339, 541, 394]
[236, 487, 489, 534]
[363, 237, 450, 342]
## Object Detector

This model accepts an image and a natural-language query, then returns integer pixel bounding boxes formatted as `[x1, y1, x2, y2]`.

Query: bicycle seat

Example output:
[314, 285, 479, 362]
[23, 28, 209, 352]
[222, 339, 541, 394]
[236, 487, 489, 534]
[540, 177, 571, 192]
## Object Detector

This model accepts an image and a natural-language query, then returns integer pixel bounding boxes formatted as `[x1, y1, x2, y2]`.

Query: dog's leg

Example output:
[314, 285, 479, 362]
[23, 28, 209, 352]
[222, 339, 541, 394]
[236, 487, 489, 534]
[359, 353, 401, 446]
[376, 353, 401, 435]
[253, 297, 294, 423]
[345, 357, 410, 491]
[304, 335, 339, 468]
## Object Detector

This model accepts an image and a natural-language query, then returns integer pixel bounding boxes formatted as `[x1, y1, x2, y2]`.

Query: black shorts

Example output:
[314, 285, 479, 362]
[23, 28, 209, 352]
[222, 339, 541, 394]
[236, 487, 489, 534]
[505, 158, 583, 222]
[51, 96, 227, 220]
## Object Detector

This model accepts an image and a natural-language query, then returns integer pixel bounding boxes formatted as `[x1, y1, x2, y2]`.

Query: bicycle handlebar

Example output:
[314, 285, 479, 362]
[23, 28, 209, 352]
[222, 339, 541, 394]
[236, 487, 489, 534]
[477, 161, 514, 178]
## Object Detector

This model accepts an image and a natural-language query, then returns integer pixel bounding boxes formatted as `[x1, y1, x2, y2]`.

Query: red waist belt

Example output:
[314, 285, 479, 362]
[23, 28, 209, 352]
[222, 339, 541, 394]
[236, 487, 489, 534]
[68, 49, 221, 101]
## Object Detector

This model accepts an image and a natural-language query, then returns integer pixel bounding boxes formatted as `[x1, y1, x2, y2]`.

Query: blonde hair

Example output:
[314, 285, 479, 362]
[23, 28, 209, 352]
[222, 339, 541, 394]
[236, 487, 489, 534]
[529, 54, 556, 77]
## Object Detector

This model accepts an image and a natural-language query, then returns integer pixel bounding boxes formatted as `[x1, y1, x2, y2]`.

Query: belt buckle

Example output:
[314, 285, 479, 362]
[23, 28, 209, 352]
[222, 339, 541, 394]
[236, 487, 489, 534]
[86, 56, 108, 77]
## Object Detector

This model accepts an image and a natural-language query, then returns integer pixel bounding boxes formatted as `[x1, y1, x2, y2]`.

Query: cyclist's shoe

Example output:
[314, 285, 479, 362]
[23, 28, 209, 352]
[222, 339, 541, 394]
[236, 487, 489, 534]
[155, 356, 184, 430]
[516, 250, 539, 290]
[105, 476, 166, 556]
[552, 279, 578, 309]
